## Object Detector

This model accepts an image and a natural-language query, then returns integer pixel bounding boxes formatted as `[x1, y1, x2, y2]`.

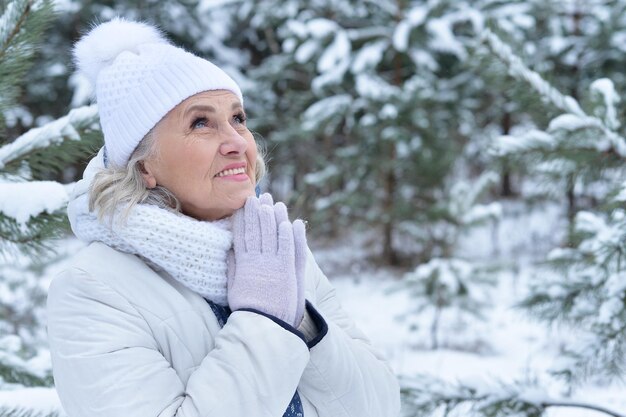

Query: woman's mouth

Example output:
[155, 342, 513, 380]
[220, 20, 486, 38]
[215, 166, 249, 181]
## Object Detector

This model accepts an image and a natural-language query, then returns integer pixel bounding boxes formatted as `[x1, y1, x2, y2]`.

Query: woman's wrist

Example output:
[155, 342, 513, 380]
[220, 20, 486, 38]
[297, 308, 317, 341]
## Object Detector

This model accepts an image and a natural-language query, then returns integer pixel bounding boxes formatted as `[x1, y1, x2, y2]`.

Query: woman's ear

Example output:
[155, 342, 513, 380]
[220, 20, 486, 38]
[139, 161, 157, 189]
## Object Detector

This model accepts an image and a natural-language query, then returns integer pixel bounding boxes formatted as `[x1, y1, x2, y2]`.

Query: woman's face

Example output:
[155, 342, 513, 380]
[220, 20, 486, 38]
[141, 90, 257, 221]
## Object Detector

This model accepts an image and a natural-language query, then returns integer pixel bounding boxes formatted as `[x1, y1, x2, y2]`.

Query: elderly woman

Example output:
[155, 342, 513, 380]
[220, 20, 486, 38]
[47, 18, 400, 417]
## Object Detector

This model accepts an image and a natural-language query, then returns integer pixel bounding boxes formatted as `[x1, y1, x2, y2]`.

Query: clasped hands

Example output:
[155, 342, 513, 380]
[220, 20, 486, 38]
[227, 193, 307, 328]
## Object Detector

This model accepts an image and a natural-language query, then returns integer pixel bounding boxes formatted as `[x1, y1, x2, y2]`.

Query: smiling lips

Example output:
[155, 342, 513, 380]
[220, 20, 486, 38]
[215, 163, 249, 181]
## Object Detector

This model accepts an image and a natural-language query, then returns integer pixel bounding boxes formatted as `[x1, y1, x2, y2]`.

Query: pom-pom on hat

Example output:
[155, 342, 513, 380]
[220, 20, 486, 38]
[73, 18, 243, 168]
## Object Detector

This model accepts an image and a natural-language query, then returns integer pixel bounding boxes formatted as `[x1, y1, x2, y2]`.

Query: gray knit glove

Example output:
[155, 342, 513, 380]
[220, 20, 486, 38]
[227, 194, 307, 327]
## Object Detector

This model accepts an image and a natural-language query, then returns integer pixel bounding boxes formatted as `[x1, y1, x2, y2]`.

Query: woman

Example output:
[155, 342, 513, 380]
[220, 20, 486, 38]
[47, 18, 401, 417]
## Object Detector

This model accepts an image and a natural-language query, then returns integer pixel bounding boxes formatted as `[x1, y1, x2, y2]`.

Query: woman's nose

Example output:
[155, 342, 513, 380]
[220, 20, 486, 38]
[219, 128, 247, 156]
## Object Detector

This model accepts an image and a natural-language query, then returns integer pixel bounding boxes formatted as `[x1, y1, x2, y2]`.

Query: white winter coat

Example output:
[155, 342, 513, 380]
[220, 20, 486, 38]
[47, 240, 401, 417]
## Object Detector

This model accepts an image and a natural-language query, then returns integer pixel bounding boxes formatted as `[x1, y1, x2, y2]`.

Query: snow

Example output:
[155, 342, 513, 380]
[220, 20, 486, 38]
[0, 1, 22, 43]
[282, 37, 297, 53]
[491, 130, 554, 156]
[0, 336, 50, 381]
[408, 49, 439, 71]
[1, 202, 625, 416]
[355, 73, 399, 101]
[52, 0, 81, 14]
[548, 114, 600, 132]
[303, 28, 353, 88]
[286, 19, 307, 39]
[46, 62, 67, 77]
[0, 388, 63, 415]
[303, 165, 339, 185]
[408, 258, 473, 291]
[590, 78, 618, 106]
[2, 105, 34, 129]
[68, 72, 94, 107]
[613, 182, 626, 202]
[407, 6, 428, 26]
[390, 2, 431, 54]
[575, 210, 605, 234]
[0, 105, 98, 168]
[481, 28, 587, 119]
[426, 18, 467, 61]
[302, 94, 352, 129]
[461, 202, 502, 225]
[379, 103, 397, 120]
[315, 202, 625, 416]
[0, 336, 21, 354]
[294, 39, 318, 64]
[610, 30, 626, 53]
[0, 181, 68, 225]
[306, 18, 337, 39]
[590, 78, 620, 129]
[392, 21, 411, 52]
[351, 40, 387, 73]
[597, 297, 623, 325]
[317, 31, 350, 73]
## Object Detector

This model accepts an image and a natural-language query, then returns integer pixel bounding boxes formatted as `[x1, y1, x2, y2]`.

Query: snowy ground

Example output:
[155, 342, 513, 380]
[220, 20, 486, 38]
[1, 200, 625, 416]
[314, 200, 626, 417]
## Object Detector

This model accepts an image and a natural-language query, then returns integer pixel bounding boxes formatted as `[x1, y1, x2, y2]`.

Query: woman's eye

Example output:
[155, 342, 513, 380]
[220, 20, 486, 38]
[233, 112, 247, 125]
[191, 117, 208, 129]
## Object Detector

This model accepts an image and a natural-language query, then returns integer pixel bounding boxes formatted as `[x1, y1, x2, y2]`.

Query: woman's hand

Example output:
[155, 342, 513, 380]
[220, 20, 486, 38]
[227, 193, 307, 327]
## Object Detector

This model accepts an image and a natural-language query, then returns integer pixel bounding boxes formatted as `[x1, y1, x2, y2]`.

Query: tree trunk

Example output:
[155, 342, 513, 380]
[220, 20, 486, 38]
[380, 0, 404, 266]
[431, 306, 441, 350]
[382, 159, 398, 265]
[500, 110, 515, 197]
[566, 3, 582, 242]
[565, 173, 577, 237]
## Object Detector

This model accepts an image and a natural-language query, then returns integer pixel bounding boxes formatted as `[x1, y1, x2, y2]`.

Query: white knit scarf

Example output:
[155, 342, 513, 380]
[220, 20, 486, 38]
[74, 204, 232, 304]
[67, 150, 233, 305]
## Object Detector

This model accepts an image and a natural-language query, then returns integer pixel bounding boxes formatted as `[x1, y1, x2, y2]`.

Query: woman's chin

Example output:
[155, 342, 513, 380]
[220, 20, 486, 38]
[179, 182, 257, 221]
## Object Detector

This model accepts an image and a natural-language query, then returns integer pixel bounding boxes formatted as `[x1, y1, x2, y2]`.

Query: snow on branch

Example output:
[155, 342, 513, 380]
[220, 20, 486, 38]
[523, 207, 626, 381]
[0, 0, 31, 51]
[490, 129, 554, 156]
[591, 78, 620, 130]
[401, 374, 626, 417]
[0, 105, 98, 169]
[480, 28, 626, 158]
[480, 28, 584, 117]
[0, 407, 60, 417]
[0, 181, 68, 225]
[614, 181, 626, 202]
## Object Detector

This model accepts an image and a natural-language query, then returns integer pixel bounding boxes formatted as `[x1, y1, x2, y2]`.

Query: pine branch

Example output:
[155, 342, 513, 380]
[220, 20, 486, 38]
[0, 105, 100, 170]
[539, 400, 626, 417]
[0, 407, 59, 417]
[0, 0, 32, 61]
[480, 27, 626, 158]
[480, 28, 583, 117]
[401, 375, 626, 417]
[0, 0, 54, 134]
[0, 210, 69, 256]
[0, 360, 53, 388]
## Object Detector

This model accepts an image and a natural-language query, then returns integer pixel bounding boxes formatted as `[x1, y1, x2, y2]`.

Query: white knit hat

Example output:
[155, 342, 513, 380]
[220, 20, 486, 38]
[73, 17, 243, 168]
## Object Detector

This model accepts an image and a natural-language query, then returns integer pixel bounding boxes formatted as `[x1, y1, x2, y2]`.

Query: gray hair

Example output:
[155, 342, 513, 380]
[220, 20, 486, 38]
[89, 130, 266, 222]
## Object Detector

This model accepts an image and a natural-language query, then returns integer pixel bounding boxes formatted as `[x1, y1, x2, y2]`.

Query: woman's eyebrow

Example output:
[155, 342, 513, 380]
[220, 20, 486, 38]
[183, 103, 242, 118]
[184, 104, 216, 118]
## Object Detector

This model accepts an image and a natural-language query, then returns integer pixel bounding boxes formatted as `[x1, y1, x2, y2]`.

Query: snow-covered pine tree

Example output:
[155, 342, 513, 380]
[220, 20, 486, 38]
[0, 0, 100, 255]
[481, 0, 626, 230]
[401, 373, 626, 417]
[394, 172, 500, 350]
[460, 0, 558, 198]
[400, 14, 626, 417]
[0, 1, 100, 409]
[484, 27, 626, 386]
[222, 0, 486, 265]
